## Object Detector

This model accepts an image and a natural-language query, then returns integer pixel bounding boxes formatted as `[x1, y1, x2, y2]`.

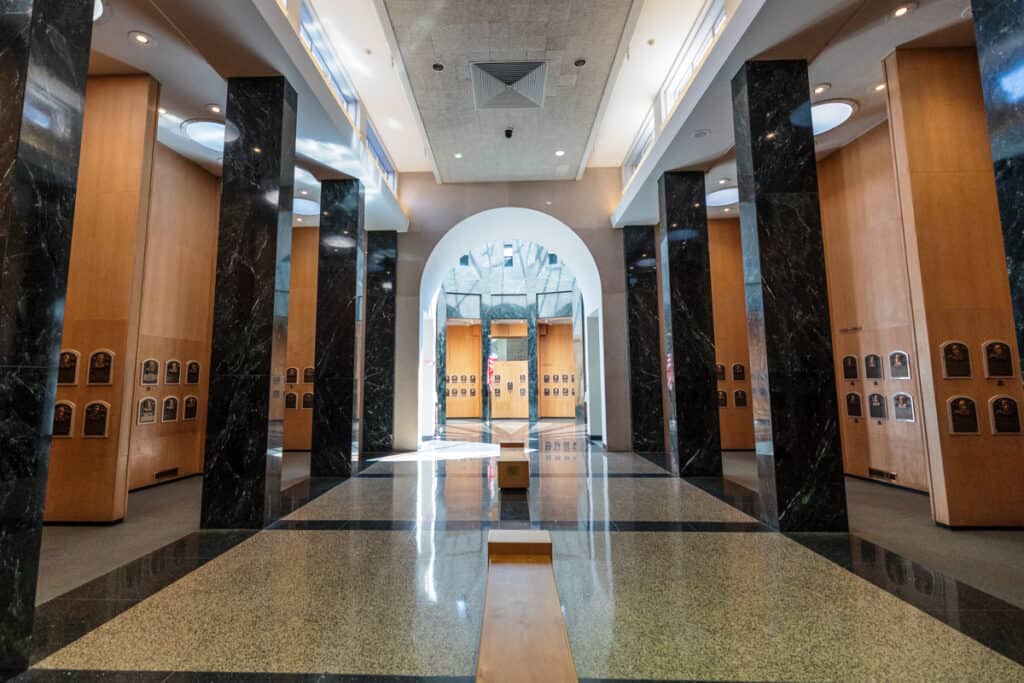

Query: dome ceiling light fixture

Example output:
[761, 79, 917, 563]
[810, 100, 857, 136]
[182, 119, 237, 153]
[93, 0, 104, 21]
[129, 31, 152, 46]
[293, 198, 320, 216]
[706, 187, 739, 207]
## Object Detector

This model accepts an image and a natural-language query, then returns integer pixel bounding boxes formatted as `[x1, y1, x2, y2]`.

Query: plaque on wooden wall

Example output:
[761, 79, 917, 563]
[716, 364, 726, 381]
[562, 374, 569, 383]
[140, 358, 159, 385]
[520, 374, 526, 382]
[52, 402, 74, 438]
[89, 350, 114, 385]
[941, 342, 972, 378]
[83, 401, 110, 438]
[948, 396, 979, 434]
[865, 355, 883, 380]
[519, 388, 526, 397]
[846, 393, 863, 418]
[302, 392, 314, 409]
[732, 364, 745, 381]
[138, 397, 157, 424]
[495, 388, 501, 397]
[734, 390, 747, 408]
[184, 396, 199, 421]
[462, 374, 468, 383]
[461, 388, 467, 397]
[449, 375, 457, 384]
[58, 350, 79, 386]
[303, 367, 314, 383]
[983, 341, 1014, 378]
[186, 361, 201, 384]
[162, 396, 178, 422]
[470, 375, 476, 383]
[165, 360, 181, 385]
[286, 367, 298, 384]
[718, 390, 727, 407]
[495, 374, 501, 382]
[572, 374, 576, 383]
[889, 351, 911, 380]
[562, 387, 569, 397]
[868, 393, 887, 419]
[544, 388, 550, 397]
[544, 374, 550, 383]
[470, 388, 476, 397]
[990, 396, 1021, 434]
[893, 393, 915, 422]
[505, 381, 512, 392]
[842, 355, 858, 380]
[285, 392, 297, 409]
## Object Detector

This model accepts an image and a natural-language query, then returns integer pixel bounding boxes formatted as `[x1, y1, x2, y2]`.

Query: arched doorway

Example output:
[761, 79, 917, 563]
[418, 208, 606, 443]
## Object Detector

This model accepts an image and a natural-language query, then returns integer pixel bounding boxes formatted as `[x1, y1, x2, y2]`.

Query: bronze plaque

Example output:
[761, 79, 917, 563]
[286, 367, 298, 384]
[865, 355, 883, 380]
[165, 360, 181, 385]
[732, 364, 745, 381]
[303, 367, 314, 383]
[893, 393, 915, 422]
[162, 397, 178, 422]
[716, 364, 726, 381]
[58, 351, 78, 385]
[544, 388, 550, 397]
[83, 402, 109, 437]
[519, 388, 526, 397]
[734, 390, 747, 408]
[718, 390, 727, 407]
[562, 387, 569, 397]
[846, 393, 862, 418]
[984, 341, 1014, 378]
[842, 355, 858, 380]
[562, 374, 569, 383]
[942, 342, 971, 378]
[140, 359, 159, 385]
[89, 351, 114, 385]
[186, 361, 201, 384]
[949, 396, 979, 434]
[285, 392, 297, 409]
[992, 397, 1021, 434]
[470, 388, 476, 397]
[138, 398, 156, 424]
[52, 403, 73, 437]
[184, 396, 198, 421]
[302, 392, 314, 409]
[889, 352, 910, 380]
[868, 393, 887, 420]
[544, 374, 550, 383]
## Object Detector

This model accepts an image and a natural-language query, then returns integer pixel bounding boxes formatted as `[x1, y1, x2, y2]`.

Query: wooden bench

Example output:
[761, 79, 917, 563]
[497, 442, 529, 489]
[476, 530, 577, 683]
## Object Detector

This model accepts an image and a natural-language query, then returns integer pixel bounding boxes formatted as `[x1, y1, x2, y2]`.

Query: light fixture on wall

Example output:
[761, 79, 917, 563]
[129, 31, 152, 46]
[810, 100, 857, 136]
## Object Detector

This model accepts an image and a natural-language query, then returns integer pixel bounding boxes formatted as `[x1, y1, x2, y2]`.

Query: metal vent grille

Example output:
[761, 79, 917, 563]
[472, 61, 547, 109]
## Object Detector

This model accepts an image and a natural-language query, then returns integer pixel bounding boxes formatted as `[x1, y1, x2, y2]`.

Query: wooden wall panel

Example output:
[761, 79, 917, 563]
[47, 76, 159, 522]
[886, 47, 1024, 525]
[708, 219, 754, 450]
[491, 360, 529, 419]
[446, 323, 482, 418]
[539, 322, 577, 418]
[818, 124, 929, 492]
[127, 144, 220, 489]
[284, 227, 318, 450]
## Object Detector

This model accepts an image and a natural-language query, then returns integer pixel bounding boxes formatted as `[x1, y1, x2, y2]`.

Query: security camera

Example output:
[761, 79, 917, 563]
[504, 128, 513, 139]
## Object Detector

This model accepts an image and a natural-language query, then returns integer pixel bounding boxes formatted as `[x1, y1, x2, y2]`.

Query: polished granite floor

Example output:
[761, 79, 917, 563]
[17, 421, 1024, 682]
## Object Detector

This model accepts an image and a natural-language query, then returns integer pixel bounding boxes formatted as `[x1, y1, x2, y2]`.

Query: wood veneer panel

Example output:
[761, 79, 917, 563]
[886, 48, 1024, 525]
[708, 219, 755, 451]
[284, 227, 318, 451]
[446, 324, 482, 418]
[47, 76, 159, 522]
[539, 322, 576, 418]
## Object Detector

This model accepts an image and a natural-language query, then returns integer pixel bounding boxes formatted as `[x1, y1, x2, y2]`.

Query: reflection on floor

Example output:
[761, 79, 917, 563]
[19, 423, 1024, 681]
[723, 450, 1024, 610]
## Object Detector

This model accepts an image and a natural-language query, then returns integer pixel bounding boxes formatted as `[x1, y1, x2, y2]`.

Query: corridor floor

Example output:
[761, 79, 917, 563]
[18, 422, 1024, 681]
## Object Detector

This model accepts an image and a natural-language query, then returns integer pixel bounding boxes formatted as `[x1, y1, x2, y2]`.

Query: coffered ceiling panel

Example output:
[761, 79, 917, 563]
[381, 0, 634, 183]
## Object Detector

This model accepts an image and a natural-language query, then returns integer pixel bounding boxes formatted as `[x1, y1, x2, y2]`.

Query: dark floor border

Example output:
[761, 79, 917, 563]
[353, 471, 672, 479]
[267, 519, 769, 533]
[13, 672, 476, 682]
[844, 472, 930, 497]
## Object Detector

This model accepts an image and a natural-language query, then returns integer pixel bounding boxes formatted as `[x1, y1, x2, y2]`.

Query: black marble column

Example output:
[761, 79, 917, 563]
[201, 77, 297, 530]
[731, 60, 848, 532]
[312, 178, 364, 476]
[362, 230, 396, 453]
[0, 1, 93, 674]
[972, 0, 1024, 368]
[660, 172, 721, 476]
[624, 225, 667, 453]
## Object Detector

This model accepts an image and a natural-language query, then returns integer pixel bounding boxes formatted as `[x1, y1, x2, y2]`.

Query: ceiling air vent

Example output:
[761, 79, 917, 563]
[472, 61, 547, 109]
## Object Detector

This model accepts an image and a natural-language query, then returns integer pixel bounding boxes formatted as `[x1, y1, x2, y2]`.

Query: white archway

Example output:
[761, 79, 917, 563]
[417, 207, 607, 440]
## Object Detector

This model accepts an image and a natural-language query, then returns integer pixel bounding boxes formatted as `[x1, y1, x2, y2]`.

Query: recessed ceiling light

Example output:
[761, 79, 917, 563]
[158, 107, 167, 115]
[811, 100, 857, 136]
[875, 83, 887, 92]
[813, 83, 831, 95]
[453, 152, 463, 159]
[555, 150, 566, 157]
[129, 31, 152, 46]
[718, 178, 729, 185]
[252, 147, 262, 154]
[297, 217, 304, 223]
[723, 207, 732, 213]
[207, 104, 222, 115]
[545, 201, 553, 206]
[294, 198, 320, 215]
[93, 0, 104, 21]
[432, 63, 444, 71]
[300, 190, 309, 196]
[574, 58, 587, 68]
[707, 187, 739, 207]
[893, 3, 917, 18]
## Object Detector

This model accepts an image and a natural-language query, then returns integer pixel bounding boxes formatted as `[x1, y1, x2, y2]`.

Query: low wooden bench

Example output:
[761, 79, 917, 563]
[476, 530, 577, 683]
[497, 442, 529, 489]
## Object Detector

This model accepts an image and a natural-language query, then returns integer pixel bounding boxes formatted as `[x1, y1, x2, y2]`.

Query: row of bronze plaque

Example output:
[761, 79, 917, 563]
[841, 341, 1015, 381]
[447, 374, 478, 385]
[58, 350, 119, 386]
[52, 394, 202, 439]
[140, 359, 202, 386]
[718, 390, 748, 408]
[715, 364, 746, 382]
[542, 373, 575, 384]
[845, 391, 1021, 434]
[286, 367, 314, 384]
[138, 396, 200, 425]
[284, 392, 314, 409]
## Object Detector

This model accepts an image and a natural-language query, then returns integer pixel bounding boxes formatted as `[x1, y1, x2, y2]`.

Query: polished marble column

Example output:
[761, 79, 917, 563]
[0, 0, 93, 674]
[731, 60, 848, 532]
[623, 225, 667, 453]
[362, 230, 396, 453]
[972, 0, 1024, 366]
[660, 172, 721, 476]
[312, 178, 364, 476]
[201, 77, 297, 529]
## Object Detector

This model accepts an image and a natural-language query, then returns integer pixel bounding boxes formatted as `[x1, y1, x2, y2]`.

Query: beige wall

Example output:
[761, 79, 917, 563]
[394, 167, 630, 450]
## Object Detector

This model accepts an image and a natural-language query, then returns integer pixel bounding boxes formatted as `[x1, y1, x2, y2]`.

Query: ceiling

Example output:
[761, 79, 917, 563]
[613, 0, 976, 226]
[379, 0, 635, 183]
